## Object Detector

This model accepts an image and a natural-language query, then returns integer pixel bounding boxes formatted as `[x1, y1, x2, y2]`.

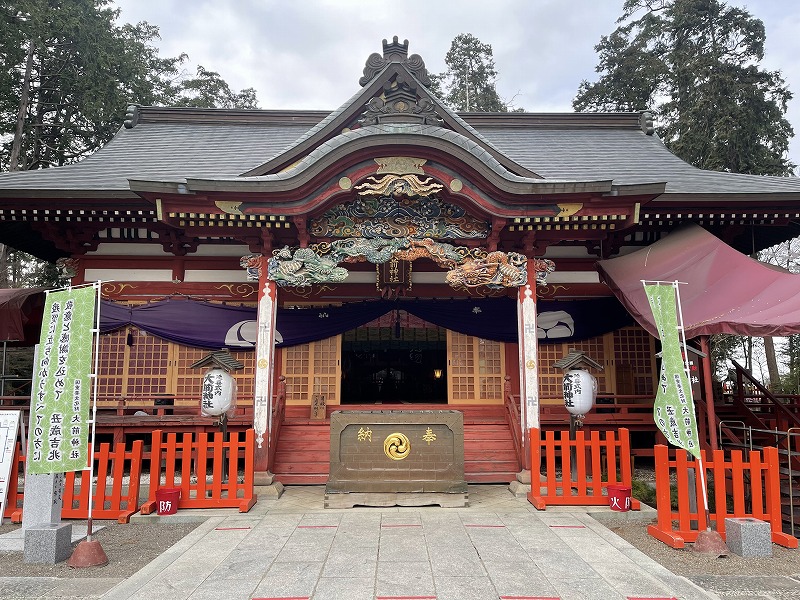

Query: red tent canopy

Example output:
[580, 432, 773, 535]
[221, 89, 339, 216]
[0, 287, 46, 344]
[597, 224, 800, 339]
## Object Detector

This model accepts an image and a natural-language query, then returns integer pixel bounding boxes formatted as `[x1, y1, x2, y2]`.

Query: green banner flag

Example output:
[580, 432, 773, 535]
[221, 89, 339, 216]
[27, 287, 96, 474]
[644, 283, 700, 458]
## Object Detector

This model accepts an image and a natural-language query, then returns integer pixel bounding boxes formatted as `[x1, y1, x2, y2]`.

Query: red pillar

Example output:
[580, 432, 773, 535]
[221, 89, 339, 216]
[699, 336, 719, 450]
[517, 259, 540, 472]
[250, 256, 278, 474]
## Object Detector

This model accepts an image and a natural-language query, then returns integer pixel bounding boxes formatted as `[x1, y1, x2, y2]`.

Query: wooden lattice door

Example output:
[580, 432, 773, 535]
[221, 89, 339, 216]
[282, 335, 341, 406]
[447, 331, 505, 404]
[537, 342, 566, 402]
[613, 326, 656, 396]
[96, 329, 127, 405]
[95, 327, 170, 400]
[125, 329, 171, 396]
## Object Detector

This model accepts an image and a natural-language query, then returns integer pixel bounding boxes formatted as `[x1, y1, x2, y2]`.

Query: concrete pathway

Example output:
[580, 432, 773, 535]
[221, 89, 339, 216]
[2, 485, 721, 600]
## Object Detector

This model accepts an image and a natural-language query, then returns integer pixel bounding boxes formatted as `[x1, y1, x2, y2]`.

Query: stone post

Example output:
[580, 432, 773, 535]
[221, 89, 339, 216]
[22, 467, 72, 563]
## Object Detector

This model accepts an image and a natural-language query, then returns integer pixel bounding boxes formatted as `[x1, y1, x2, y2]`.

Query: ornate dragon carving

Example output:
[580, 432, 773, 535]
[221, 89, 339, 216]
[239, 254, 264, 281]
[267, 237, 537, 291]
[55, 257, 79, 278]
[445, 251, 528, 290]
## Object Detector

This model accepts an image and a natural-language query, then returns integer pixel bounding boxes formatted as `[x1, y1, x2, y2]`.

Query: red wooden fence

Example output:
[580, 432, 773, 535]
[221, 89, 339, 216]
[140, 428, 256, 514]
[62, 440, 144, 523]
[648, 444, 797, 549]
[7, 440, 144, 524]
[2, 443, 25, 520]
[528, 427, 640, 510]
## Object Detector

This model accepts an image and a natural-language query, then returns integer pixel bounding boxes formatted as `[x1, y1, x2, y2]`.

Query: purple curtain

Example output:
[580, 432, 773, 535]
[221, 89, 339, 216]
[100, 296, 632, 349]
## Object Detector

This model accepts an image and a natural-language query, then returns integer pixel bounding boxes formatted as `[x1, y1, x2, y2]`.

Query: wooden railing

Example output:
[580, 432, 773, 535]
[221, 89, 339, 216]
[539, 396, 655, 427]
[726, 360, 800, 433]
[1, 394, 254, 417]
[503, 378, 525, 470]
[268, 376, 287, 472]
[2, 442, 25, 520]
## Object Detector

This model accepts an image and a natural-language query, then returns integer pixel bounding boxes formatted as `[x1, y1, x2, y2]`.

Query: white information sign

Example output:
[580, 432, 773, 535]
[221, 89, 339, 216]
[0, 410, 22, 525]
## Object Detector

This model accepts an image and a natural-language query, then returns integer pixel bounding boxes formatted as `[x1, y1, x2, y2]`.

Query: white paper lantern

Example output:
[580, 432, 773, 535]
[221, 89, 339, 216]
[563, 369, 597, 416]
[201, 367, 237, 417]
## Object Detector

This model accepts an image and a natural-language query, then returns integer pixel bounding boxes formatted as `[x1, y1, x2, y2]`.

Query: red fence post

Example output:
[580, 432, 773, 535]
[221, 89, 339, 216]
[648, 445, 798, 549]
[5, 442, 25, 522]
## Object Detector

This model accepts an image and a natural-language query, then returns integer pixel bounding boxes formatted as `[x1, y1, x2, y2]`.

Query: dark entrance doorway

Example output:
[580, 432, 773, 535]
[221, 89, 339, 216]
[341, 310, 447, 404]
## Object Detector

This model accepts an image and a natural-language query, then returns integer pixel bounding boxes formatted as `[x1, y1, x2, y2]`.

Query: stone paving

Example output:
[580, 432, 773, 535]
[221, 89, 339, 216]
[1, 484, 790, 599]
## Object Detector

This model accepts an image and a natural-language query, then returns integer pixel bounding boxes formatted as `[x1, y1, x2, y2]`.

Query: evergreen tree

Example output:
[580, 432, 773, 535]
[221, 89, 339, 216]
[170, 66, 258, 109]
[433, 33, 511, 112]
[0, 1, 258, 289]
[0, 0, 259, 171]
[574, 0, 794, 175]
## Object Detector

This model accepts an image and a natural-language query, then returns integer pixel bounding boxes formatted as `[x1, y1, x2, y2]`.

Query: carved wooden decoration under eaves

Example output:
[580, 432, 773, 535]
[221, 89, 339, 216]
[266, 237, 546, 292]
[310, 195, 488, 240]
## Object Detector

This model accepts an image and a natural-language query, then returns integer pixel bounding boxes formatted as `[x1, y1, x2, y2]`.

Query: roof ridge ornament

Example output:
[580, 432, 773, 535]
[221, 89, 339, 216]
[123, 105, 140, 129]
[640, 111, 654, 136]
[359, 36, 432, 87]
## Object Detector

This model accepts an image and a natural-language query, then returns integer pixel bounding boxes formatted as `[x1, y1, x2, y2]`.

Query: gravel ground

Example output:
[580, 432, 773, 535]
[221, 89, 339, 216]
[0, 520, 199, 578]
[610, 520, 800, 577]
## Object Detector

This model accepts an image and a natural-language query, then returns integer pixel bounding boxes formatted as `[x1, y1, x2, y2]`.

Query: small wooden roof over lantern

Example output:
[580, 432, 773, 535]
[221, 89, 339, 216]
[553, 349, 604, 373]
[189, 348, 244, 372]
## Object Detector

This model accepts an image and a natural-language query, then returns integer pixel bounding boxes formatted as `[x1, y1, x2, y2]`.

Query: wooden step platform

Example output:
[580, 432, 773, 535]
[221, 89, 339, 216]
[272, 404, 521, 485]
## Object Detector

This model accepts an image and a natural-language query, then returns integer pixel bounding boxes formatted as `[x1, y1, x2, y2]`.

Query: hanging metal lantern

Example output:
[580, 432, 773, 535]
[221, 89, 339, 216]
[201, 367, 237, 417]
[563, 369, 597, 416]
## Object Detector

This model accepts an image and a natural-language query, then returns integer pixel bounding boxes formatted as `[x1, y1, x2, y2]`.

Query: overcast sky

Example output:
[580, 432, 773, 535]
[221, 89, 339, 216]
[113, 0, 800, 168]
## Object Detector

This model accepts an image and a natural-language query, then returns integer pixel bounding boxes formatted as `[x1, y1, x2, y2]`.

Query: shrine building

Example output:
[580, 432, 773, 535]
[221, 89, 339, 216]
[2, 37, 800, 483]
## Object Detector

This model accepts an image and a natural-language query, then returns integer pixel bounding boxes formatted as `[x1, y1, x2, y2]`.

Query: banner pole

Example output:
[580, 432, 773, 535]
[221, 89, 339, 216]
[67, 281, 109, 568]
[673, 281, 712, 517]
[86, 281, 102, 541]
[696, 452, 711, 518]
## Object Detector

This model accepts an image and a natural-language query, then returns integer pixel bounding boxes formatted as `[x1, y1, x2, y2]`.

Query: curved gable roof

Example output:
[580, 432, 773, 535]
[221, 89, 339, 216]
[240, 53, 539, 180]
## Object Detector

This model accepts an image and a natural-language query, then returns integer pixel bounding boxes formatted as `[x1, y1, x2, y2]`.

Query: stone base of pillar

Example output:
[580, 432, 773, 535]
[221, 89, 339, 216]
[255, 481, 285, 499]
[515, 469, 531, 484]
[254, 470, 275, 486]
[508, 480, 531, 498]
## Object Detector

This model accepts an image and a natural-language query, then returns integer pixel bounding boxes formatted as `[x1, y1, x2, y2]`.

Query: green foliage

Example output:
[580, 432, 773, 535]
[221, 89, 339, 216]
[574, 0, 794, 176]
[635, 473, 726, 512]
[169, 66, 258, 109]
[0, 0, 258, 171]
[2, 346, 34, 397]
[433, 33, 512, 112]
[0, 1, 257, 285]
[775, 335, 800, 394]
[631, 478, 660, 507]
[0, 244, 66, 288]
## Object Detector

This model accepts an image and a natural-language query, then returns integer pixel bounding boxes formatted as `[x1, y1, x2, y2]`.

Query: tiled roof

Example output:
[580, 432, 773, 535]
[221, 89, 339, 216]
[478, 126, 800, 197]
[1, 107, 799, 200]
[0, 119, 312, 196]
